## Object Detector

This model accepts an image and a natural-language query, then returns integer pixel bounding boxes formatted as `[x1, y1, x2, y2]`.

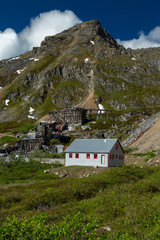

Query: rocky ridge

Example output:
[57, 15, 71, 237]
[0, 19, 160, 124]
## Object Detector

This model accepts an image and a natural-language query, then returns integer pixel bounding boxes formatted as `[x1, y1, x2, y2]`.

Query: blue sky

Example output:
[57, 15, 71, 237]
[1, 0, 160, 39]
[0, 0, 160, 59]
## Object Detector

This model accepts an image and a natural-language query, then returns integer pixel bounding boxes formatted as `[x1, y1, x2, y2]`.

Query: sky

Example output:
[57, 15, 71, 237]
[0, 0, 160, 59]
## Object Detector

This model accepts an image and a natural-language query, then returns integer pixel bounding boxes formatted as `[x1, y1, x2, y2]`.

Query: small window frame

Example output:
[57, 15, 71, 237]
[86, 153, 90, 159]
[69, 153, 73, 158]
[75, 153, 79, 159]
[115, 143, 119, 150]
[94, 154, 98, 159]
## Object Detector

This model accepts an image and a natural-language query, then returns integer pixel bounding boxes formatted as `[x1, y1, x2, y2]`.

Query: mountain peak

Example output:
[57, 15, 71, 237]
[33, 19, 126, 57]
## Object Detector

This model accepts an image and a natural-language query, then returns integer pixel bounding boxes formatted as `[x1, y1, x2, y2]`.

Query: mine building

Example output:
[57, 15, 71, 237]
[49, 108, 87, 124]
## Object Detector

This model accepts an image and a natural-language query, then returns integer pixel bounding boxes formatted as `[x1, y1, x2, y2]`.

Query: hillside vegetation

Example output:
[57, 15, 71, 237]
[0, 158, 160, 239]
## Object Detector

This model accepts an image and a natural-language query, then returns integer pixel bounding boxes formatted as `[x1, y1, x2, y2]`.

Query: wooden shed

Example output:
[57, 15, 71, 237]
[65, 139, 124, 167]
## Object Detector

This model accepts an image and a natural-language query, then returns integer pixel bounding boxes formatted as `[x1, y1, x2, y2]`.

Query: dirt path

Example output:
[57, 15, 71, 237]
[0, 180, 36, 189]
[130, 114, 160, 153]
[77, 92, 98, 109]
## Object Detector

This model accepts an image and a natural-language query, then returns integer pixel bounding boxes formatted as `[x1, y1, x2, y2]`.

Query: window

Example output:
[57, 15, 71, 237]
[122, 155, 124, 160]
[116, 154, 118, 158]
[94, 154, 98, 159]
[75, 153, 79, 158]
[86, 153, 90, 159]
[112, 154, 114, 159]
[110, 154, 112, 159]
[115, 143, 119, 150]
[119, 155, 121, 160]
[69, 153, 72, 158]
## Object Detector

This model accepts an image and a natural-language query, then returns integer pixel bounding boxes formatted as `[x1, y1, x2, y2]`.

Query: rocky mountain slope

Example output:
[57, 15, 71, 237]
[130, 114, 160, 153]
[1, 19, 160, 123]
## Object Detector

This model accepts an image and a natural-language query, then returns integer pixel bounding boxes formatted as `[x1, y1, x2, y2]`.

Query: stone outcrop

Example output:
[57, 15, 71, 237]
[1, 20, 160, 122]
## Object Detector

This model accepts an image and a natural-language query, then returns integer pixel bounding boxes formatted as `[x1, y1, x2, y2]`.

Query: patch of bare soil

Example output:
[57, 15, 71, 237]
[77, 92, 98, 109]
[0, 180, 36, 189]
[130, 115, 160, 153]
[125, 155, 160, 167]
[0, 133, 13, 137]
[37, 114, 53, 122]
[48, 166, 110, 178]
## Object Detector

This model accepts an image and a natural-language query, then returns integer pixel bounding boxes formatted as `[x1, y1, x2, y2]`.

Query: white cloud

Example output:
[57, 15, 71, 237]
[117, 26, 160, 49]
[0, 10, 81, 60]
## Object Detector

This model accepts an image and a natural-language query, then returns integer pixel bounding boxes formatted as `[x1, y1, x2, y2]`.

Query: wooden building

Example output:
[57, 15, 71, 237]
[65, 139, 124, 167]
[49, 108, 87, 124]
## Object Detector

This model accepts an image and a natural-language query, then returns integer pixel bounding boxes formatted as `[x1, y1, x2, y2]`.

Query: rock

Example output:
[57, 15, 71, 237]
[122, 113, 159, 147]
[96, 130, 105, 139]
[68, 126, 75, 131]
[59, 172, 68, 178]
[102, 226, 111, 231]
[81, 125, 91, 131]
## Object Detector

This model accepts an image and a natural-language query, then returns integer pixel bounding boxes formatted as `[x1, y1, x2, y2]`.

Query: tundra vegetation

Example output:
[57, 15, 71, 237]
[1, 20, 160, 239]
[0, 158, 160, 239]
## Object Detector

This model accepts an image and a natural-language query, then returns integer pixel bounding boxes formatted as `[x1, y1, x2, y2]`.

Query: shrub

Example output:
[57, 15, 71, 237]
[0, 136, 19, 146]
[0, 212, 98, 240]
[0, 158, 57, 184]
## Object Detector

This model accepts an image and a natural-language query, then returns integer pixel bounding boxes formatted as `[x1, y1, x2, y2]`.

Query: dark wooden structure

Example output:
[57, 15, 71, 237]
[50, 108, 87, 124]
[85, 109, 112, 120]
[21, 138, 44, 152]
[36, 121, 56, 140]
[50, 107, 113, 125]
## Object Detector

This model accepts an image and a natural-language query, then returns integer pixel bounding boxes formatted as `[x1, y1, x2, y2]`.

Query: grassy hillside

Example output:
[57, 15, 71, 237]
[0, 159, 160, 239]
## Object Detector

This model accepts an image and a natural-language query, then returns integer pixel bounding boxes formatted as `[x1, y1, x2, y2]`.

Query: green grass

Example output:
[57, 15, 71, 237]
[0, 73, 17, 86]
[0, 158, 59, 184]
[131, 151, 157, 162]
[0, 122, 22, 133]
[0, 136, 19, 146]
[30, 150, 65, 159]
[124, 147, 138, 154]
[89, 118, 116, 130]
[36, 91, 57, 115]
[0, 120, 36, 134]
[30, 55, 57, 74]
[12, 123, 36, 134]
[0, 164, 160, 239]
[55, 79, 85, 91]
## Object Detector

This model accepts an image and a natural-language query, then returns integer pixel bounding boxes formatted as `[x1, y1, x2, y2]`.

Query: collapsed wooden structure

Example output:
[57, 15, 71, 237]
[49, 107, 112, 125]
[0, 107, 113, 155]
[20, 119, 66, 153]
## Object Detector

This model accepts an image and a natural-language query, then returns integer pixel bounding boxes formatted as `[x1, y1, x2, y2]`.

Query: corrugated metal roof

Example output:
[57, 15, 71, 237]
[65, 139, 118, 153]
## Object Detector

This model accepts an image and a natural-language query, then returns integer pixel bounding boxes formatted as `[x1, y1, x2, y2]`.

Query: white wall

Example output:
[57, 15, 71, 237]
[65, 153, 108, 167]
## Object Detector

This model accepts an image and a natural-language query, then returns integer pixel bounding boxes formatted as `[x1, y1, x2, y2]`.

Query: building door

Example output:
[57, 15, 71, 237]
[101, 155, 105, 164]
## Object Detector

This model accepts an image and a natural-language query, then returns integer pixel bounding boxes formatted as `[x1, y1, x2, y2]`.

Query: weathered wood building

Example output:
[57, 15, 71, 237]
[50, 108, 87, 124]
[50, 107, 112, 125]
